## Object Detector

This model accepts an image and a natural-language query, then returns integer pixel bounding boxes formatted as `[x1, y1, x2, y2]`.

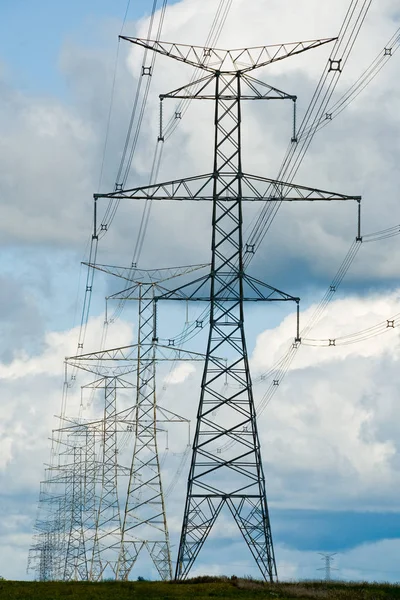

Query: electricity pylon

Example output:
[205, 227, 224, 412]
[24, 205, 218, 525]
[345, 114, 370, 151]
[318, 553, 337, 581]
[29, 442, 79, 582]
[53, 396, 136, 581]
[58, 425, 99, 581]
[83, 263, 207, 580]
[30, 454, 83, 582]
[59, 368, 131, 581]
[28, 493, 61, 581]
[62, 443, 88, 581]
[94, 37, 361, 581]
[66, 310, 214, 580]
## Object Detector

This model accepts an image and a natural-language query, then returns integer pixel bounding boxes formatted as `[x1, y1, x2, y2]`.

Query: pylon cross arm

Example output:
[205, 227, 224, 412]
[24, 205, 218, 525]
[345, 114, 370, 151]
[67, 345, 137, 362]
[94, 173, 360, 203]
[242, 174, 361, 202]
[120, 36, 336, 73]
[83, 261, 209, 284]
[154, 272, 299, 303]
[66, 344, 223, 376]
[95, 174, 215, 201]
[160, 73, 296, 101]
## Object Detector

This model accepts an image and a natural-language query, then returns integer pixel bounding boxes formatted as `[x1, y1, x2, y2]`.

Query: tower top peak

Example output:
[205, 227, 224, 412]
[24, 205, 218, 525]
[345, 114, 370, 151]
[120, 36, 336, 74]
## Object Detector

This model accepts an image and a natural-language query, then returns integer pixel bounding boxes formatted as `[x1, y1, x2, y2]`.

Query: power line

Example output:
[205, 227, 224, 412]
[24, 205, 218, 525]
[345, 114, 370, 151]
[244, 0, 373, 267]
[104, 1, 234, 327]
[299, 26, 400, 141]
[93, 34, 361, 583]
[303, 312, 400, 347]
[147, 0, 383, 356]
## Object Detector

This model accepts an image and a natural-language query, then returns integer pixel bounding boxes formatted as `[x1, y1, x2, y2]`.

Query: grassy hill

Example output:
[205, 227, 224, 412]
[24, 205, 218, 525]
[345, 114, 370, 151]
[1, 577, 400, 599]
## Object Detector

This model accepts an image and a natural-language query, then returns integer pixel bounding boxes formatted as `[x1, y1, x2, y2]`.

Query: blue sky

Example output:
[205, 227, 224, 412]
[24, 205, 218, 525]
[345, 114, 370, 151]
[0, 1, 159, 93]
[1, 0, 400, 585]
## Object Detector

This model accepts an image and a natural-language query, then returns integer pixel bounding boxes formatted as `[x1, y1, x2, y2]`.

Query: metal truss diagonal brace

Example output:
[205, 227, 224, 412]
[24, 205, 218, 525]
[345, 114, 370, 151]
[160, 73, 296, 101]
[120, 36, 336, 74]
[82, 262, 209, 285]
[155, 272, 300, 303]
[87, 34, 361, 586]
[175, 70, 278, 584]
[94, 173, 360, 205]
[116, 283, 172, 581]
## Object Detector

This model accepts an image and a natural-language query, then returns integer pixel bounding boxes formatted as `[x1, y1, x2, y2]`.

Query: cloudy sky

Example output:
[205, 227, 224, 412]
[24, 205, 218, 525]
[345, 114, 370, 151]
[1, 0, 400, 583]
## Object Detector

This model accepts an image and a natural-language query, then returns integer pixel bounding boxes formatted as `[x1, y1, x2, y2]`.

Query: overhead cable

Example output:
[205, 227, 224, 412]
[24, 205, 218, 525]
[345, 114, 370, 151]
[243, 0, 373, 268]
[298, 26, 400, 142]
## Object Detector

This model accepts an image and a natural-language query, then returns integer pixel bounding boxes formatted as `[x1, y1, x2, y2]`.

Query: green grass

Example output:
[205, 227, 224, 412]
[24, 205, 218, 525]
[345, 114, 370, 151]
[0, 577, 400, 599]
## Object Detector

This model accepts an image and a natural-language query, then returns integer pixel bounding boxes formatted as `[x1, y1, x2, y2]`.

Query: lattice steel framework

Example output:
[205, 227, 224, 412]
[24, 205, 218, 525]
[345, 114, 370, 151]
[119, 281, 170, 580]
[28, 514, 59, 581]
[175, 63, 282, 584]
[58, 424, 100, 581]
[54, 402, 135, 582]
[89, 377, 122, 580]
[53, 374, 129, 581]
[95, 36, 361, 582]
[66, 294, 211, 580]
[63, 444, 88, 581]
[81, 425, 98, 575]
[29, 462, 70, 581]
[84, 263, 206, 580]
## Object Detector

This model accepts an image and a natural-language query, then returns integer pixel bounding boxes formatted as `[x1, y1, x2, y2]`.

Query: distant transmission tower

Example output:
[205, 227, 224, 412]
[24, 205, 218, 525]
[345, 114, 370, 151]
[66, 283, 211, 580]
[54, 396, 135, 581]
[61, 368, 131, 581]
[95, 36, 361, 581]
[318, 553, 337, 581]
[62, 442, 88, 581]
[82, 263, 206, 580]
[52, 422, 99, 581]
[29, 460, 70, 581]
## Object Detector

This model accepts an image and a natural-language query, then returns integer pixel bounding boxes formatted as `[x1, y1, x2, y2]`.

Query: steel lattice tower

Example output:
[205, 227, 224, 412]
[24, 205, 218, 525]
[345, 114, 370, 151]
[119, 281, 171, 580]
[83, 263, 207, 580]
[318, 553, 337, 581]
[29, 458, 72, 581]
[80, 425, 98, 576]
[59, 424, 100, 581]
[66, 281, 211, 580]
[58, 372, 128, 581]
[89, 377, 122, 580]
[94, 37, 361, 582]
[63, 444, 88, 581]
[54, 400, 134, 581]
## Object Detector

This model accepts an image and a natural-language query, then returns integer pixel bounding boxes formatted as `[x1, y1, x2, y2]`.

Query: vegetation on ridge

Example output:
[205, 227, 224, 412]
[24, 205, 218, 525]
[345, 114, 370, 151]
[0, 577, 400, 599]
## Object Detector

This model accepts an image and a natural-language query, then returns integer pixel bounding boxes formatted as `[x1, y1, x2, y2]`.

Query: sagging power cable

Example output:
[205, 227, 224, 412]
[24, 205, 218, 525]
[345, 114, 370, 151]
[244, 0, 373, 268]
[298, 26, 400, 142]
[253, 216, 400, 408]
